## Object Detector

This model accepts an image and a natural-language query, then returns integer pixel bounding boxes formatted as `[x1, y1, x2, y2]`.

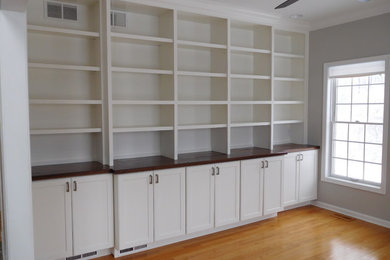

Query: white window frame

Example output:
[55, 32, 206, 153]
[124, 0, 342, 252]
[321, 55, 390, 194]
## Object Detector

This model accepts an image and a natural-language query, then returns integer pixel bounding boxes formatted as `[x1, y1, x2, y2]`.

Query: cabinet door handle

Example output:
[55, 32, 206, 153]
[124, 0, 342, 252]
[66, 182, 70, 192]
[149, 175, 153, 184]
[216, 166, 220, 175]
[211, 167, 215, 176]
[155, 174, 159, 184]
[73, 181, 77, 192]
[296, 154, 300, 162]
[261, 161, 264, 168]
[265, 160, 269, 168]
[300, 154, 304, 161]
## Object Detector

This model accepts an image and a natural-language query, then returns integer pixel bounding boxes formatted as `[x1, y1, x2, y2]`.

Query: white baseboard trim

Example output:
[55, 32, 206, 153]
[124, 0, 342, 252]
[312, 201, 390, 229]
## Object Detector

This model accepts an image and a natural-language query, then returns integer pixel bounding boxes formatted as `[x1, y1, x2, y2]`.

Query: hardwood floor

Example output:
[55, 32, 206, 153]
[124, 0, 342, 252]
[97, 206, 390, 260]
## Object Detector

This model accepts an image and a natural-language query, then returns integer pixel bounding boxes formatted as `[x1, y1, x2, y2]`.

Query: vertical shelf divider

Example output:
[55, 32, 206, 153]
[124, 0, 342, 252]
[227, 18, 232, 155]
[173, 9, 179, 160]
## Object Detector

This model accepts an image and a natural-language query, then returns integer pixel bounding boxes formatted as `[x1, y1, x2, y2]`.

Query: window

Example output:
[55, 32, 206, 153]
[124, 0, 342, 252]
[322, 56, 390, 194]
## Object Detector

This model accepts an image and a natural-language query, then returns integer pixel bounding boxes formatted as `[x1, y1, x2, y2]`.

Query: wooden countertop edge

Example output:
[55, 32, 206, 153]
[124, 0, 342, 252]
[32, 169, 112, 181]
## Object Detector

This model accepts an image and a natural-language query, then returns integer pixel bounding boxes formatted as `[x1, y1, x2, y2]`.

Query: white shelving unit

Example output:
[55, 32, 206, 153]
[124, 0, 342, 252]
[27, 0, 308, 165]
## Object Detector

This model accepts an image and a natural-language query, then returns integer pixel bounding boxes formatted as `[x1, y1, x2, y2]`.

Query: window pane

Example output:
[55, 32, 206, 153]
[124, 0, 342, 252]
[348, 142, 364, 161]
[370, 74, 384, 84]
[337, 78, 352, 86]
[332, 158, 347, 177]
[333, 123, 348, 140]
[348, 160, 363, 179]
[333, 141, 348, 158]
[365, 125, 383, 144]
[368, 104, 384, 123]
[336, 87, 351, 103]
[351, 104, 367, 122]
[364, 163, 382, 183]
[335, 105, 351, 121]
[365, 144, 382, 164]
[353, 76, 368, 85]
[369, 84, 384, 104]
[349, 124, 364, 142]
[352, 85, 368, 104]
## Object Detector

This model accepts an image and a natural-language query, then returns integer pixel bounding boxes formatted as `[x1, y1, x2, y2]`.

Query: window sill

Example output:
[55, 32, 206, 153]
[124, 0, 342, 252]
[321, 176, 386, 194]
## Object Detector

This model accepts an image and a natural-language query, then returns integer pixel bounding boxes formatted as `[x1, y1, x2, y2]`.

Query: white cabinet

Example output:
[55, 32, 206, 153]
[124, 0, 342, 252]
[186, 161, 240, 233]
[240, 158, 264, 220]
[241, 156, 283, 218]
[283, 150, 318, 207]
[32, 174, 114, 260]
[33, 179, 73, 260]
[115, 168, 185, 251]
[263, 156, 284, 215]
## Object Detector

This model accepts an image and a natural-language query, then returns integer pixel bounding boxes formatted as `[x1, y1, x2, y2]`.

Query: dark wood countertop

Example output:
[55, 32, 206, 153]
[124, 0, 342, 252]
[32, 161, 111, 181]
[32, 144, 320, 180]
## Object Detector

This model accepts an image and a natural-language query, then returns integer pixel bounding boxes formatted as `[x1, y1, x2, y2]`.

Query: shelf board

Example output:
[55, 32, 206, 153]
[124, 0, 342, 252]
[112, 100, 174, 105]
[29, 63, 100, 72]
[273, 120, 304, 125]
[178, 124, 227, 130]
[178, 40, 227, 49]
[231, 46, 271, 54]
[112, 67, 173, 75]
[30, 99, 102, 105]
[113, 126, 174, 133]
[273, 101, 304, 105]
[30, 128, 102, 135]
[231, 122, 271, 127]
[274, 52, 305, 59]
[274, 77, 304, 82]
[177, 71, 227, 78]
[111, 32, 173, 44]
[177, 101, 227, 105]
[231, 101, 271, 105]
[231, 74, 271, 80]
[27, 25, 100, 38]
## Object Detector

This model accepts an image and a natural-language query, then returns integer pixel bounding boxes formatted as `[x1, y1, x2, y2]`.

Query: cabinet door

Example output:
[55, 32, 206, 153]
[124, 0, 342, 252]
[215, 161, 240, 227]
[186, 164, 215, 234]
[32, 179, 73, 260]
[263, 156, 283, 215]
[299, 150, 318, 202]
[114, 172, 154, 250]
[283, 153, 299, 206]
[72, 174, 114, 255]
[154, 168, 186, 241]
[241, 159, 263, 220]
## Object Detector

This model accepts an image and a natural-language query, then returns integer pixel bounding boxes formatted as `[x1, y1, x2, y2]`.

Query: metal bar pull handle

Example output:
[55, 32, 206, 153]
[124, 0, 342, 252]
[149, 175, 153, 184]
[66, 182, 70, 192]
[265, 160, 269, 168]
[73, 181, 77, 192]
[216, 166, 220, 175]
[155, 174, 159, 184]
[211, 167, 215, 176]
[300, 154, 304, 161]
[297, 154, 300, 162]
[261, 161, 264, 168]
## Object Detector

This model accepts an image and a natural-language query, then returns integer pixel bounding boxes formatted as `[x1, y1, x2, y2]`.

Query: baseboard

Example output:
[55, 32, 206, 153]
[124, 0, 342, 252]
[312, 201, 390, 229]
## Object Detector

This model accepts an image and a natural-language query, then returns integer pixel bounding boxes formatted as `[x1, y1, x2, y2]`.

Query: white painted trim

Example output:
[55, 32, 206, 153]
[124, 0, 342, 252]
[312, 201, 390, 229]
[321, 55, 390, 195]
[310, 2, 390, 31]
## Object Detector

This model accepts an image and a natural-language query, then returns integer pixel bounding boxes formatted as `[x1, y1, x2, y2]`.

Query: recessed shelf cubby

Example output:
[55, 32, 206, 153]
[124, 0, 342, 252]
[231, 78, 271, 101]
[273, 104, 304, 123]
[231, 105, 271, 126]
[230, 21, 271, 51]
[231, 51, 271, 77]
[178, 128, 228, 154]
[178, 12, 227, 45]
[230, 126, 270, 149]
[178, 105, 227, 128]
[178, 76, 227, 101]
[274, 30, 305, 56]
[274, 56, 304, 79]
[273, 80, 304, 102]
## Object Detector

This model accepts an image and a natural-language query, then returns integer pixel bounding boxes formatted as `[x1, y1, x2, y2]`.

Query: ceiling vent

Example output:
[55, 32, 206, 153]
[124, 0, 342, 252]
[46, 1, 78, 21]
[111, 10, 127, 27]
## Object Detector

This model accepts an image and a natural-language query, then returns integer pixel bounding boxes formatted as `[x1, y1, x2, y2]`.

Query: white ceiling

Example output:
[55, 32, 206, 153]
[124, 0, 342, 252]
[197, 0, 390, 30]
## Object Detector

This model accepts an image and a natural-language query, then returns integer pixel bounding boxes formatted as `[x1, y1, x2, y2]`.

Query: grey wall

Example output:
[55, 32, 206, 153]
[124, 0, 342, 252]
[309, 13, 390, 221]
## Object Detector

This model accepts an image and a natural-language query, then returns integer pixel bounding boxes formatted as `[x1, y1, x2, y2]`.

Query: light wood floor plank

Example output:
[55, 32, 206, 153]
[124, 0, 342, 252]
[97, 206, 390, 260]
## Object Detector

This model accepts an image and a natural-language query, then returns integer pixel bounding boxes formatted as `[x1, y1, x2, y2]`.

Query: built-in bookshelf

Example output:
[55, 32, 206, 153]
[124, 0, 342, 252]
[27, 0, 308, 166]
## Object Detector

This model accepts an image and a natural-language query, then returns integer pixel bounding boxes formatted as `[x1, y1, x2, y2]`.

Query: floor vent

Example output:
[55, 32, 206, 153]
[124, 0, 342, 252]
[332, 213, 355, 222]
[134, 244, 147, 250]
[82, 251, 97, 258]
[120, 247, 134, 254]
[66, 255, 81, 260]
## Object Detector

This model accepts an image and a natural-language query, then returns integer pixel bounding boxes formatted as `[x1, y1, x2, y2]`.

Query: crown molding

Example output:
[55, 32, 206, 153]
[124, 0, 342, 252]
[310, 2, 390, 31]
